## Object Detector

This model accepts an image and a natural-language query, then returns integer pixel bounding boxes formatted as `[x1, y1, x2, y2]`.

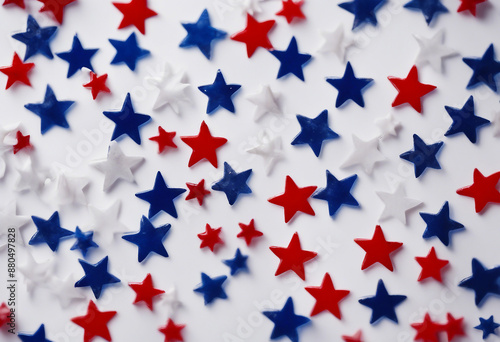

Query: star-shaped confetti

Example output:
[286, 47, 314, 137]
[193, 273, 228, 305]
[87, 201, 130, 245]
[51, 172, 89, 206]
[444, 96, 490, 143]
[231, 14, 275, 57]
[109, 32, 150, 71]
[376, 184, 421, 224]
[354, 225, 403, 271]
[150, 126, 177, 153]
[158, 319, 185, 342]
[276, 0, 305, 23]
[13, 130, 31, 154]
[313, 170, 359, 217]
[247, 85, 282, 121]
[75, 256, 121, 299]
[147, 62, 190, 113]
[129, 273, 165, 310]
[71, 300, 117, 342]
[341, 135, 385, 174]
[326, 62, 373, 108]
[444, 313, 466, 341]
[122, 216, 171, 262]
[420, 201, 464, 246]
[457, 168, 500, 213]
[70, 227, 98, 258]
[411, 313, 441, 342]
[185, 179, 210, 205]
[305, 273, 350, 319]
[358, 279, 407, 324]
[268, 176, 316, 223]
[458, 258, 500, 307]
[404, 0, 448, 25]
[37, 0, 75, 24]
[198, 70, 241, 114]
[458, 0, 487, 15]
[18, 253, 54, 294]
[113, 0, 157, 34]
[181, 121, 227, 167]
[0, 52, 34, 89]
[197, 224, 223, 252]
[415, 247, 449, 282]
[223, 248, 249, 275]
[212, 162, 252, 205]
[180, 9, 226, 59]
[12, 15, 57, 61]
[291, 110, 339, 157]
[270, 232, 317, 280]
[413, 29, 457, 73]
[160, 286, 182, 316]
[338, 0, 387, 30]
[270, 37, 311, 81]
[247, 134, 283, 175]
[400, 134, 444, 178]
[83, 72, 110, 99]
[30, 211, 74, 252]
[237, 219, 263, 246]
[475, 316, 500, 339]
[56, 35, 98, 78]
[375, 112, 401, 139]
[463, 44, 500, 92]
[317, 25, 354, 62]
[262, 297, 310, 342]
[18, 324, 53, 342]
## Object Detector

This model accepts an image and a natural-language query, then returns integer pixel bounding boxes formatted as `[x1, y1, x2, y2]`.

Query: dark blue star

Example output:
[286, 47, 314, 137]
[12, 15, 57, 61]
[75, 256, 121, 299]
[400, 134, 444, 178]
[135, 171, 186, 219]
[122, 215, 171, 263]
[30, 211, 73, 252]
[223, 248, 249, 276]
[444, 96, 490, 143]
[475, 316, 500, 339]
[338, 0, 387, 30]
[212, 162, 252, 205]
[420, 201, 464, 247]
[270, 36, 312, 81]
[70, 227, 98, 258]
[109, 32, 150, 71]
[326, 62, 373, 108]
[193, 272, 228, 305]
[291, 110, 339, 157]
[103, 93, 151, 144]
[313, 171, 359, 217]
[262, 297, 310, 342]
[24, 85, 75, 134]
[18, 324, 53, 342]
[404, 0, 448, 25]
[198, 70, 241, 114]
[459, 258, 500, 307]
[56, 35, 98, 78]
[358, 279, 407, 324]
[463, 44, 500, 92]
[179, 9, 227, 60]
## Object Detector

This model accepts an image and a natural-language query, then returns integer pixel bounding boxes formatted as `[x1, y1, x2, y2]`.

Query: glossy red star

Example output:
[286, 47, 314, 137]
[457, 0, 486, 16]
[13, 131, 31, 154]
[268, 175, 317, 223]
[37, 0, 76, 24]
[270, 232, 317, 280]
[0, 302, 9, 327]
[0, 53, 34, 89]
[71, 300, 117, 342]
[113, 0, 157, 35]
[456, 168, 500, 213]
[230, 14, 275, 58]
[129, 273, 165, 311]
[444, 313, 466, 341]
[180, 121, 227, 168]
[197, 224, 223, 252]
[388, 65, 436, 113]
[149, 126, 177, 153]
[185, 179, 210, 205]
[411, 313, 442, 342]
[415, 247, 449, 283]
[83, 72, 111, 100]
[305, 273, 350, 319]
[354, 225, 403, 271]
[342, 330, 363, 342]
[158, 319, 185, 342]
[276, 0, 306, 23]
[2, 0, 25, 8]
[237, 219, 263, 246]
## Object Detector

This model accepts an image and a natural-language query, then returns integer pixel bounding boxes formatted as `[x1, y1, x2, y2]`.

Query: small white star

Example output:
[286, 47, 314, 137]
[376, 184, 422, 224]
[52, 172, 89, 206]
[247, 85, 282, 121]
[375, 113, 401, 139]
[341, 135, 385, 174]
[160, 286, 182, 316]
[317, 25, 355, 62]
[18, 253, 55, 295]
[413, 29, 457, 73]
[14, 159, 46, 193]
[0, 200, 30, 249]
[50, 274, 87, 308]
[147, 62, 190, 114]
[247, 134, 283, 175]
[87, 200, 130, 245]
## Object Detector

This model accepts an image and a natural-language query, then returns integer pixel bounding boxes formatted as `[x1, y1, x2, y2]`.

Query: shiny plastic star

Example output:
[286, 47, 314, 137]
[404, 0, 448, 25]
[341, 135, 385, 174]
[237, 219, 263, 246]
[109, 32, 150, 71]
[445, 96, 490, 143]
[197, 224, 223, 252]
[180, 9, 226, 59]
[193, 273, 228, 305]
[313, 171, 358, 217]
[270, 232, 317, 280]
[30, 211, 73, 252]
[415, 247, 449, 282]
[150, 126, 177, 153]
[185, 179, 210, 205]
[181, 121, 227, 167]
[270, 37, 311, 81]
[411, 313, 441, 342]
[129, 273, 165, 310]
[71, 301, 117, 342]
[317, 25, 354, 62]
[458, 0, 487, 15]
[83, 72, 110, 100]
[413, 30, 457, 73]
[0, 200, 29, 248]
[88, 201, 130, 244]
[0, 52, 34, 89]
[3, 0, 25, 8]
[305, 273, 350, 318]
[113, 0, 157, 34]
[326, 62, 373, 107]
[212, 162, 252, 205]
[147, 62, 190, 113]
[37, 0, 76, 24]
[463, 44, 500, 92]
[122, 216, 171, 262]
[458, 258, 500, 307]
[375, 112, 401, 139]
[400, 134, 443, 178]
[12, 15, 57, 61]
[75, 256, 121, 299]
[223, 248, 249, 275]
[231, 14, 275, 57]
[159, 319, 185, 342]
[50, 275, 86, 308]
[268, 176, 316, 223]
[56, 35, 98, 78]
[13, 130, 31, 154]
[342, 331, 364, 342]
[71, 227, 98, 258]
[247, 85, 282, 121]
[420, 201, 464, 246]
[18, 324, 53, 342]
[276, 0, 305, 23]
[475, 316, 500, 339]
[198, 70, 241, 114]
[376, 184, 421, 224]
[355, 225, 402, 271]
[457, 168, 500, 213]
[291, 110, 339, 157]
[160, 286, 182, 316]
[18, 253, 54, 294]
[444, 313, 466, 341]
[339, 0, 387, 30]
[358, 279, 407, 324]
[262, 297, 310, 342]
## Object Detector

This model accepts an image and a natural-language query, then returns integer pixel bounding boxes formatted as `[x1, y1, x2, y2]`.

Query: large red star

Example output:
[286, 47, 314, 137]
[457, 0, 486, 16]
[13, 130, 31, 154]
[185, 179, 210, 206]
[231, 14, 275, 58]
[158, 319, 185, 342]
[0, 53, 34, 89]
[276, 0, 306, 23]
[0, 302, 9, 327]
[268, 175, 317, 223]
[71, 300, 117, 342]
[305, 273, 350, 319]
[3, 0, 25, 8]
[342, 330, 363, 342]
[149, 126, 177, 153]
[197, 224, 223, 252]
[113, 0, 157, 35]
[180, 121, 227, 168]
[129, 273, 165, 311]
[37, 0, 76, 24]
[411, 313, 442, 342]
[444, 313, 466, 341]
[237, 219, 263, 246]
[388, 65, 436, 113]
[415, 247, 449, 283]
[83, 72, 111, 100]
[270, 232, 317, 280]
[456, 168, 500, 213]
[354, 225, 403, 271]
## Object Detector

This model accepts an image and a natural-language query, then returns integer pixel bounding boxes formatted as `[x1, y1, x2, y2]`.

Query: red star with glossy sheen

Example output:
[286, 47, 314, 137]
[83, 72, 111, 100]
[0, 302, 9, 327]
[230, 14, 275, 58]
[113, 0, 157, 35]
[197, 224, 223, 252]
[180, 121, 227, 168]
[305, 273, 350, 319]
[388, 65, 436, 113]
[270, 232, 317, 280]
[13, 131, 31, 154]
[457, 0, 486, 16]
[237, 219, 263, 246]
[276, 0, 306, 23]
[149, 126, 177, 153]
[342, 330, 363, 342]
[444, 313, 466, 341]
[268, 175, 317, 223]
[411, 313, 442, 342]
[415, 247, 449, 283]
[129, 273, 165, 311]
[158, 319, 185, 342]
[185, 179, 210, 205]
[71, 300, 117, 342]
[456, 168, 500, 213]
[354, 225, 403, 271]
[3, 0, 25, 8]
[37, 0, 76, 24]
[0, 53, 34, 89]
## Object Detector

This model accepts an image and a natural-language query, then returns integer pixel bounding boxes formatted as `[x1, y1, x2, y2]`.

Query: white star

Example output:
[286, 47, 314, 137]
[160, 286, 182, 316]
[18, 253, 55, 295]
[231, 0, 266, 15]
[50, 274, 87, 308]
[492, 111, 500, 137]
[247, 85, 283, 121]
[317, 25, 355, 62]
[0, 200, 30, 249]
[375, 113, 401, 139]
[341, 135, 385, 174]
[147, 62, 190, 114]
[413, 29, 457, 73]
[247, 134, 283, 175]
[376, 184, 422, 224]
[87, 200, 130, 245]
[52, 172, 89, 206]
[14, 159, 46, 193]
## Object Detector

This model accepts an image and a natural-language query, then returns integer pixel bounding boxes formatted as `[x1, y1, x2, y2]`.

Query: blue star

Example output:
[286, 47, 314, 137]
[194, 272, 228, 305]
[358, 279, 407, 324]
[326, 62, 373, 108]
[122, 216, 171, 263]
[18, 324, 53, 342]
[135, 171, 186, 219]
[400, 134, 444, 178]
[291, 110, 339, 157]
[270, 37, 312, 81]
[404, 0, 448, 25]
[420, 201, 464, 247]
[198, 70, 241, 114]
[212, 162, 252, 205]
[313, 171, 359, 217]
[338, 0, 387, 30]
[30, 211, 73, 252]
[24, 85, 75, 134]
[463, 44, 500, 92]
[475, 316, 500, 339]
[103, 93, 151, 144]
[109, 32, 150, 71]
[262, 297, 310, 342]
[179, 9, 226, 59]
[12, 15, 57, 61]
[444, 96, 490, 143]
[75, 256, 121, 299]
[223, 248, 249, 276]
[459, 258, 500, 307]
[56, 35, 98, 78]
[70, 227, 98, 258]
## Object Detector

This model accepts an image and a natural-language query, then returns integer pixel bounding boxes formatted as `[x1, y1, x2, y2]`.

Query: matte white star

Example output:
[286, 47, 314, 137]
[0, 200, 30, 249]
[376, 184, 422, 224]
[87, 200, 130, 245]
[18, 253, 55, 295]
[53, 172, 89, 206]
[317, 25, 355, 62]
[247, 134, 283, 175]
[50, 274, 87, 308]
[413, 29, 457, 73]
[160, 286, 182, 316]
[247, 85, 282, 121]
[14, 159, 46, 193]
[147, 62, 190, 114]
[375, 113, 401, 139]
[341, 135, 385, 174]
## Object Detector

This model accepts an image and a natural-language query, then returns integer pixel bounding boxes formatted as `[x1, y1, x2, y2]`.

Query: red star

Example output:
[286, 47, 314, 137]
[457, 0, 486, 16]
[83, 72, 111, 100]
[113, 0, 157, 35]
[276, 0, 306, 23]
[443, 313, 466, 341]
[415, 247, 449, 283]
[354, 225, 403, 271]
[268, 175, 317, 223]
[411, 313, 442, 342]
[231, 14, 275, 58]
[149, 126, 177, 153]
[237, 219, 263, 246]
[270, 232, 317, 280]
[158, 319, 185, 342]
[13, 130, 31, 154]
[197, 224, 223, 252]
[305, 273, 350, 319]
[0, 302, 9, 327]
[180, 121, 227, 168]
[129, 273, 165, 311]
[388, 65, 436, 113]
[71, 300, 117, 342]
[185, 179, 210, 205]
[342, 330, 363, 342]
[3, 0, 25, 8]
[37, 0, 76, 24]
[456, 168, 500, 213]
[0, 53, 34, 89]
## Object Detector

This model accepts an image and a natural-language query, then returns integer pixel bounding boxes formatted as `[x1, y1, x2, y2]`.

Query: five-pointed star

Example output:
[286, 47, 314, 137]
[0, 52, 34, 89]
[474, 315, 500, 339]
[326, 62, 373, 108]
[400, 134, 444, 178]
[444, 96, 490, 143]
[150, 126, 177, 153]
[458, 0, 487, 16]
[463, 44, 500, 92]
[404, 0, 448, 25]
[413, 29, 457, 73]
[270, 36, 312, 81]
[444, 314, 466, 341]
[231, 14, 275, 57]
[129, 273, 165, 310]
[75, 256, 121, 299]
[291, 110, 339, 157]
[53, 172, 89, 206]
[122, 216, 171, 262]
[375, 112, 401, 139]
[13, 130, 32, 154]
[276, 0, 306, 23]
[193, 272, 228, 305]
[18, 253, 55, 294]
[37, 0, 76, 24]
[339, 0, 387, 29]
[83, 72, 110, 100]
[71, 300, 117, 342]
[313, 170, 359, 217]
[223, 248, 249, 275]
[457, 168, 500, 213]
[113, 0, 157, 34]
[158, 319, 185, 342]
[147, 62, 190, 113]
[0, 200, 30, 248]
[109, 32, 150, 71]
[317, 25, 355, 62]
[341, 135, 385, 174]
[18, 324, 52, 342]
[198, 70, 241, 114]
[30, 211, 74, 251]
[50, 274, 87, 308]
[411, 313, 441, 342]
[237, 219, 263, 246]
[212, 162, 253, 205]
[246, 85, 282, 121]
[355, 225, 403, 271]
[14, 159, 46, 193]
[160, 286, 182, 315]
[415, 247, 449, 282]
[247, 134, 283, 175]
[270, 232, 317, 280]
[305, 273, 350, 318]
[376, 184, 421, 224]
[185, 179, 210, 205]
[262, 297, 310, 342]
[56, 35, 99, 78]
[87, 200, 130, 244]
[180, 121, 227, 167]
[420, 201, 464, 246]
[358, 279, 407, 324]
[12, 15, 57, 61]
[458, 258, 500, 307]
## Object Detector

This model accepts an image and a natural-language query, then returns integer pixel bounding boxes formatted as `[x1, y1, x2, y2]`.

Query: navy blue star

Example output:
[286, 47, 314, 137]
[459, 258, 500, 307]
[270, 36, 311, 81]
[463, 44, 500, 92]
[135, 171, 186, 219]
[75, 256, 121, 299]
[198, 70, 241, 114]
[18, 324, 53, 342]
[122, 216, 171, 263]
[338, 0, 387, 30]
[70, 227, 98, 258]
[12, 15, 57, 61]
[223, 248, 249, 276]
[262, 297, 310, 342]
[420, 201, 464, 247]
[103, 93, 151, 144]
[179, 9, 226, 59]
[313, 171, 359, 217]
[404, 0, 448, 25]
[444, 96, 490, 143]
[358, 279, 407, 324]
[212, 162, 252, 205]
[193, 272, 228, 305]
[475, 316, 500, 339]
[326, 62, 373, 108]
[24, 85, 75, 134]
[291, 110, 339, 157]
[109, 32, 150, 71]
[30, 211, 74, 252]
[400, 134, 444, 178]
[56, 35, 98, 78]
